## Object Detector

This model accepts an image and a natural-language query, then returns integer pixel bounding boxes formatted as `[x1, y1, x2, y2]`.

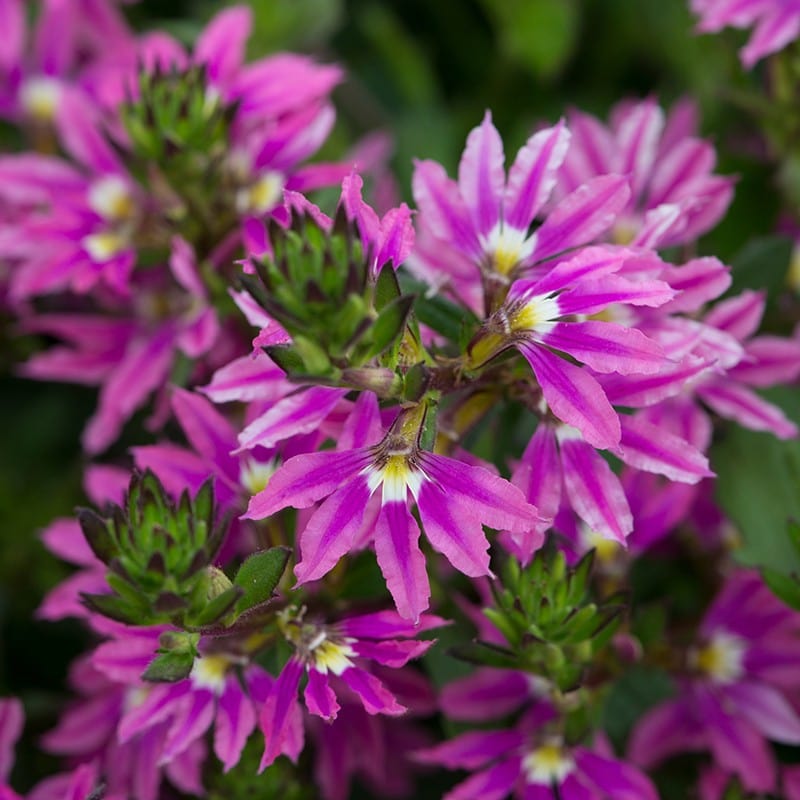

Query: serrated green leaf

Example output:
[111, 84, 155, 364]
[233, 547, 291, 616]
[142, 649, 195, 683]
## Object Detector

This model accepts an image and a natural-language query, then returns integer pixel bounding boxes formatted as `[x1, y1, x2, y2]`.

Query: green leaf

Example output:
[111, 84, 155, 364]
[761, 567, 800, 610]
[80, 592, 145, 625]
[192, 585, 245, 627]
[233, 547, 291, 616]
[263, 345, 306, 376]
[374, 265, 402, 310]
[730, 235, 793, 299]
[77, 508, 117, 564]
[448, 640, 520, 670]
[142, 650, 196, 683]
[367, 295, 415, 359]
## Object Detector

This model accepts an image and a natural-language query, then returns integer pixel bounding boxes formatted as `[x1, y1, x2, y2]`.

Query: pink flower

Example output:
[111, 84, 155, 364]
[417, 706, 658, 800]
[411, 112, 631, 315]
[559, 97, 734, 247]
[259, 608, 443, 770]
[245, 394, 540, 620]
[629, 570, 800, 792]
[691, 0, 800, 67]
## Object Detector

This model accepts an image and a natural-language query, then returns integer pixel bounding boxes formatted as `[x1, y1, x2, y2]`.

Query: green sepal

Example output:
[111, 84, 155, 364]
[80, 592, 145, 625]
[142, 649, 196, 683]
[365, 294, 415, 359]
[77, 508, 118, 564]
[191, 585, 245, 627]
[264, 345, 307, 376]
[233, 547, 291, 616]
[374, 265, 402, 310]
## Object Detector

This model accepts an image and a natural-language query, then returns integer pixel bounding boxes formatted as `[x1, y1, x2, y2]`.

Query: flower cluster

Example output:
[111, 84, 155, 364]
[3, 3, 800, 800]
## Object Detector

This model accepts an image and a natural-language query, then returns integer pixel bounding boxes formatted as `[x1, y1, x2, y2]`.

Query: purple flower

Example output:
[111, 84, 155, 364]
[629, 570, 800, 792]
[691, 0, 800, 67]
[467, 247, 673, 450]
[259, 607, 443, 771]
[417, 706, 658, 800]
[559, 97, 734, 247]
[411, 111, 631, 314]
[245, 394, 541, 620]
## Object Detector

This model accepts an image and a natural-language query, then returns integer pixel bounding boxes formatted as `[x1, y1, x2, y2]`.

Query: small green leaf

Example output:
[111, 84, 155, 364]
[264, 345, 307, 376]
[367, 295, 415, 359]
[233, 547, 291, 616]
[374, 265, 401, 310]
[142, 650, 196, 683]
[77, 508, 118, 564]
[80, 592, 145, 625]
[192, 585, 245, 627]
[762, 567, 800, 610]
[448, 640, 520, 670]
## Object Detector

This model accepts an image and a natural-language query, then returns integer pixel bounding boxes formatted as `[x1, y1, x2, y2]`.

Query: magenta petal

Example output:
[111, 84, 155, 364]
[259, 658, 303, 771]
[293, 476, 371, 583]
[628, 697, 705, 768]
[537, 321, 665, 375]
[617, 415, 713, 483]
[237, 386, 347, 451]
[338, 667, 405, 715]
[741, 9, 800, 66]
[195, 6, 252, 86]
[440, 668, 532, 722]
[161, 689, 216, 764]
[726, 681, 800, 744]
[214, 677, 257, 772]
[0, 0, 24, 72]
[0, 698, 23, 783]
[420, 453, 540, 533]
[559, 434, 632, 542]
[576, 749, 658, 800]
[337, 609, 446, 640]
[615, 99, 664, 197]
[505, 121, 570, 230]
[304, 669, 340, 721]
[201, 354, 288, 403]
[532, 175, 630, 261]
[245, 449, 367, 519]
[698, 381, 798, 439]
[352, 639, 432, 667]
[556, 274, 675, 316]
[458, 111, 505, 238]
[445, 757, 522, 800]
[514, 423, 562, 526]
[171, 387, 238, 472]
[520, 342, 620, 450]
[412, 159, 482, 261]
[118, 683, 192, 744]
[659, 257, 731, 314]
[731, 337, 800, 388]
[416, 730, 525, 770]
[520, 244, 630, 297]
[417, 483, 492, 577]
[373, 501, 430, 622]
[704, 290, 765, 341]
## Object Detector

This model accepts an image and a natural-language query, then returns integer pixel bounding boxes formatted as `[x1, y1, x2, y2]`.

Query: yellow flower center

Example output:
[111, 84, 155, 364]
[88, 176, 136, 222]
[692, 631, 746, 684]
[82, 230, 128, 262]
[190, 654, 230, 694]
[236, 171, 284, 215]
[523, 743, 575, 785]
[20, 77, 61, 122]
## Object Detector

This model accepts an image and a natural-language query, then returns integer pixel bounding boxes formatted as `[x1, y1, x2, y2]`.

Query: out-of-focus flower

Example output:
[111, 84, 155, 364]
[691, 0, 800, 67]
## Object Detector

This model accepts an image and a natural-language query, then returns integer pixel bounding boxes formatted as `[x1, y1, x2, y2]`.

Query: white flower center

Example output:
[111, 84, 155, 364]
[510, 294, 560, 333]
[481, 223, 536, 277]
[88, 176, 135, 222]
[692, 630, 747, 684]
[190, 654, 230, 695]
[82, 230, 128, 262]
[236, 171, 284, 215]
[308, 632, 356, 676]
[239, 458, 278, 496]
[523, 743, 575, 786]
[20, 77, 61, 121]
[365, 453, 425, 503]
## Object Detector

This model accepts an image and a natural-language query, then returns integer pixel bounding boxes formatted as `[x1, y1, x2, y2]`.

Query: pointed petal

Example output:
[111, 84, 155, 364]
[616, 414, 713, 483]
[338, 667, 405, 715]
[259, 658, 303, 770]
[704, 290, 765, 341]
[505, 121, 570, 230]
[373, 502, 430, 622]
[161, 690, 216, 763]
[416, 730, 525, 769]
[244, 449, 368, 519]
[698, 381, 798, 439]
[531, 175, 630, 262]
[537, 321, 666, 375]
[293, 475, 371, 583]
[559, 433, 632, 542]
[730, 337, 800, 387]
[195, 6, 252, 86]
[727, 681, 800, 744]
[412, 159, 481, 261]
[304, 669, 340, 720]
[214, 677, 257, 772]
[577, 749, 658, 800]
[519, 342, 621, 449]
[458, 111, 505, 237]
